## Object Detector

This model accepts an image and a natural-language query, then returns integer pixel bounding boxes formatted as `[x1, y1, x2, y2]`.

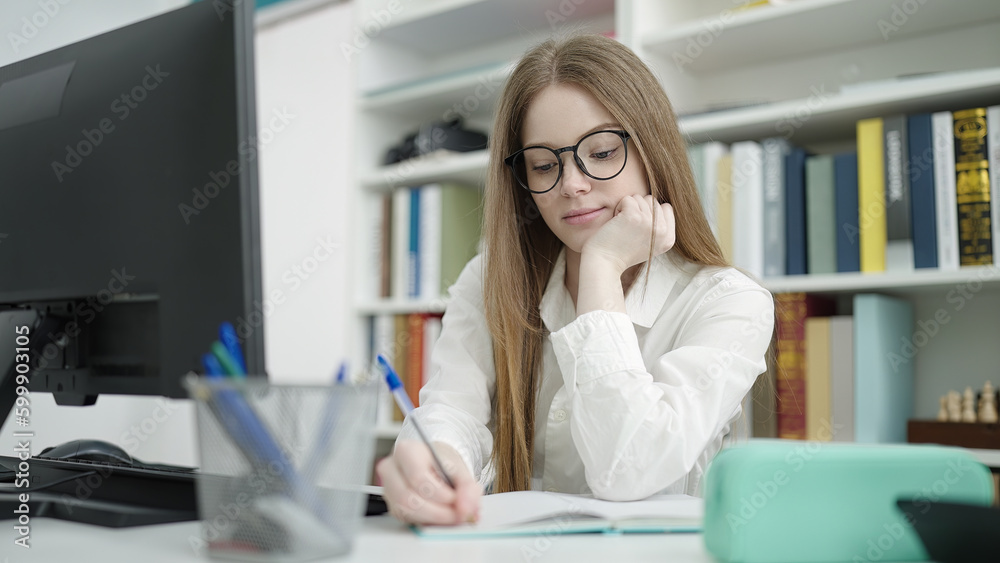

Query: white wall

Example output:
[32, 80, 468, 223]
[0, 0, 356, 466]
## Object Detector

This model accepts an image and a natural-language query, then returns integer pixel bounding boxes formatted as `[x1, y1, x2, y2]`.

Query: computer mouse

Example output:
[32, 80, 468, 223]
[38, 439, 134, 465]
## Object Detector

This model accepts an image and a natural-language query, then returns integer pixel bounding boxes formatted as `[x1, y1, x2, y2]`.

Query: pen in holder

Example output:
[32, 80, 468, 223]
[185, 375, 378, 562]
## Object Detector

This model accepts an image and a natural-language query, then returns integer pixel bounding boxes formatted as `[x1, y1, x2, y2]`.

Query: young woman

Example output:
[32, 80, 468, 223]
[376, 33, 774, 525]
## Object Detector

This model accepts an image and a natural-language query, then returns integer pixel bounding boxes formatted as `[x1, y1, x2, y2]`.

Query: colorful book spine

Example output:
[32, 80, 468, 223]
[805, 154, 836, 275]
[989, 106, 1000, 266]
[439, 183, 483, 294]
[784, 148, 808, 276]
[828, 316, 854, 442]
[833, 152, 860, 273]
[907, 113, 938, 269]
[408, 187, 422, 297]
[392, 314, 410, 421]
[883, 114, 914, 271]
[701, 142, 728, 237]
[853, 294, 914, 443]
[804, 317, 832, 441]
[857, 118, 886, 272]
[390, 188, 411, 300]
[716, 154, 734, 263]
[731, 141, 765, 278]
[406, 313, 425, 407]
[419, 184, 443, 301]
[953, 107, 993, 266]
[933, 111, 959, 270]
[775, 292, 835, 440]
[762, 138, 791, 277]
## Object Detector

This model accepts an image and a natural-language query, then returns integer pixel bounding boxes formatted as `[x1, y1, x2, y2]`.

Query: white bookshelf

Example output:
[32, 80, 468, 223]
[352, 0, 1000, 458]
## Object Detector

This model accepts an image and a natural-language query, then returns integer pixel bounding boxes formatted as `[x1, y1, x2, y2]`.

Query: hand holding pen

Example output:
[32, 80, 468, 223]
[373, 354, 481, 526]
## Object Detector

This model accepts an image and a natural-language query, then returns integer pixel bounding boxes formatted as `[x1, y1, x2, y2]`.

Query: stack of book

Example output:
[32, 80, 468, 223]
[687, 106, 1000, 278]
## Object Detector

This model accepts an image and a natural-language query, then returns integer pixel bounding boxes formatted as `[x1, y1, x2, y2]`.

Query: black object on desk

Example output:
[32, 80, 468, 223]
[0, 455, 198, 527]
[897, 499, 1000, 562]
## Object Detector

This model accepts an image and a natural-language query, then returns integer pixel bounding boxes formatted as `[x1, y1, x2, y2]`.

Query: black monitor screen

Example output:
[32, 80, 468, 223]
[0, 1, 264, 408]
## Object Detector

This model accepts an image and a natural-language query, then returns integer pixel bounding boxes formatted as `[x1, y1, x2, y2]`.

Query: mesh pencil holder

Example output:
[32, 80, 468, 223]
[185, 376, 378, 562]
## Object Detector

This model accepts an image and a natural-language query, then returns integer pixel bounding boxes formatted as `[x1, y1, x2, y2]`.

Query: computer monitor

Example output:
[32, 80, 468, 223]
[0, 0, 265, 424]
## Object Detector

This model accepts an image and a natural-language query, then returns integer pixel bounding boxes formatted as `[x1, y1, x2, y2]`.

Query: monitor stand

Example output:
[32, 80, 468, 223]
[0, 308, 198, 527]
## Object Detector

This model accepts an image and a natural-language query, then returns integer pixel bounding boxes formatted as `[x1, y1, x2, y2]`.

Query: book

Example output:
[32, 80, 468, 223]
[775, 293, 835, 440]
[408, 188, 421, 297]
[833, 152, 860, 273]
[418, 184, 443, 301]
[784, 147, 808, 275]
[413, 491, 703, 538]
[853, 294, 914, 443]
[933, 111, 959, 270]
[953, 107, 993, 266]
[731, 141, 765, 278]
[405, 313, 425, 407]
[805, 154, 836, 275]
[392, 314, 409, 421]
[804, 316, 832, 441]
[371, 314, 397, 426]
[829, 316, 855, 442]
[857, 117, 887, 272]
[716, 154, 734, 262]
[883, 114, 915, 271]
[907, 113, 938, 269]
[439, 183, 483, 294]
[391, 188, 411, 300]
[701, 142, 728, 237]
[990, 106, 1000, 266]
[762, 137, 792, 277]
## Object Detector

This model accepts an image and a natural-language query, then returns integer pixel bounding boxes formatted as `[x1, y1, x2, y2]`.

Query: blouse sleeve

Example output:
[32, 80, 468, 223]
[549, 272, 773, 500]
[395, 255, 495, 482]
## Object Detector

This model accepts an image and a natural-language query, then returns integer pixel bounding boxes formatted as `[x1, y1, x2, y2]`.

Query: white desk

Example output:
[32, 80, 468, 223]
[15, 515, 716, 562]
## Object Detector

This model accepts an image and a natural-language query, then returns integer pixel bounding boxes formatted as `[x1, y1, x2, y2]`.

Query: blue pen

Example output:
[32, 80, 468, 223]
[376, 354, 455, 489]
[219, 321, 247, 374]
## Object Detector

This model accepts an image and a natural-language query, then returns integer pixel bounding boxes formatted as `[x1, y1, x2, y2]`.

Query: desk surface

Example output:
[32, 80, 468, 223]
[16, 515, 716, 562]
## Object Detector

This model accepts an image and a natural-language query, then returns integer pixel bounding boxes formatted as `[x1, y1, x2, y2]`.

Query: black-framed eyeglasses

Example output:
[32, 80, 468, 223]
[504, 130, 632, 194]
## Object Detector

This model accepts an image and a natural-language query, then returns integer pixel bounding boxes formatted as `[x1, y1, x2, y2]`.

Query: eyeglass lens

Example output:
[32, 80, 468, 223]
[511, 131, 627, 193]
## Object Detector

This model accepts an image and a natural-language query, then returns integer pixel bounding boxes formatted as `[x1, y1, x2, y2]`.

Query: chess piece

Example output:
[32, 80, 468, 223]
[979, 381, 998, 423]
[937, 395, 949, 421]
[947, 390, 962, 422]
[962, 386, 978, 422]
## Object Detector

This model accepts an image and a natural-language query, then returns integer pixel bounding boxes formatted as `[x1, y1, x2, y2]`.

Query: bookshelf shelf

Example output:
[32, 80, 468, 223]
[642, 0, 1000, 75]
[678, 67, 1000, 144]
[763, 266, 1000, 295]
[355, 298, 450, 316]
[377, 0, 614, 57]
[360, 61, 512, 119]
[359, 149, 489, 190]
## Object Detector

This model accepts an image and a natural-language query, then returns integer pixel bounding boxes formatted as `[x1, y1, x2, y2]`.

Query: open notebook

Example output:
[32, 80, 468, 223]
[414, 491, 703, 538]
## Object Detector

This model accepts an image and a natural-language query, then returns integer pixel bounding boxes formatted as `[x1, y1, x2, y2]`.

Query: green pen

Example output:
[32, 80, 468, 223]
[211, 340, 245, 377]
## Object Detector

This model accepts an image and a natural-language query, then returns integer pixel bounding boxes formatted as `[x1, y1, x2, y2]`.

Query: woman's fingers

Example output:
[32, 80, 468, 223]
[376, 440, 481, 525]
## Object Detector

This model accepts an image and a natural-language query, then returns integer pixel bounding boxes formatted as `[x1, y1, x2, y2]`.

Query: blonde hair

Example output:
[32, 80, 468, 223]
[482, 34, 727, 493]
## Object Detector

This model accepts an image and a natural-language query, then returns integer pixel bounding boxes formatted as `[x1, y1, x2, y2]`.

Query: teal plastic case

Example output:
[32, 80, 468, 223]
[703, 441, 994, 563]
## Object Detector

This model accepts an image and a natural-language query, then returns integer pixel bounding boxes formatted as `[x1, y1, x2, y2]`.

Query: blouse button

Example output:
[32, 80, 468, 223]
[553, 409, 567, 422]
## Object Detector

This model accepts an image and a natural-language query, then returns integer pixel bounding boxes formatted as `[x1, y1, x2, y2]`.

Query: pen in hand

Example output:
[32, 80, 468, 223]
[376, 354, 456, 489]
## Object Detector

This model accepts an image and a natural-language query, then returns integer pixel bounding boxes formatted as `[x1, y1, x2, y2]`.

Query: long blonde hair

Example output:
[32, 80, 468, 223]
[482, 34, 727, 493]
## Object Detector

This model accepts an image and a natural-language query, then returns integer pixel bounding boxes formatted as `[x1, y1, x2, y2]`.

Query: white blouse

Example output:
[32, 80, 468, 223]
[397, 249, 774, 500]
